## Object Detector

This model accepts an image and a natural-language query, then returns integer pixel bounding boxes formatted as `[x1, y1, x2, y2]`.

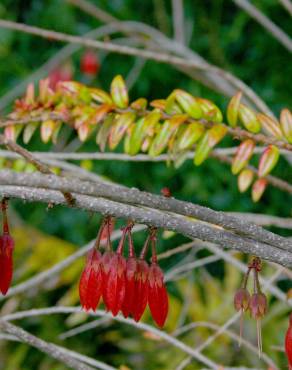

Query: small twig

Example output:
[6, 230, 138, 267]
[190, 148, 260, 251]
[0, 134, 74, 206]
[278, 0, 292, 16]
[233, 0, 292, 52]
[0, 307, 220, 369]
[0, 19, 274, 116]
[172, 0, 185, 44]
[0, 321, 94, 370]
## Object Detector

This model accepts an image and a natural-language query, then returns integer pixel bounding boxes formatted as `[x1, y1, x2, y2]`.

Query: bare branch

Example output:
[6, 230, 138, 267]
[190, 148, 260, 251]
[233, 0, 292, 52]
[63, 0, 274, 115]
[0, 321, 95, 370]
[0, 307, 221, 369]
[172, 0, 185, 44]
[278, 0, 292, 16]
[0, 19, 274, 115]
[0, 134, 75, 206]
[0, 170, 290, 252]
[0, 182, 291, 267]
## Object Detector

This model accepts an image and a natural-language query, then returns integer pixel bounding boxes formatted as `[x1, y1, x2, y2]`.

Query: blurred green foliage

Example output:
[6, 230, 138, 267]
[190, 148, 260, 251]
[0, 1, 291, 369]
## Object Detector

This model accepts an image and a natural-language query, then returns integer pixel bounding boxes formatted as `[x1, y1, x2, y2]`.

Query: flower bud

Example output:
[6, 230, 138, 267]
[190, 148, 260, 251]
[249, 293, 267, 319]
[80, 50, 100, 76]
[234, 288, 250, 312]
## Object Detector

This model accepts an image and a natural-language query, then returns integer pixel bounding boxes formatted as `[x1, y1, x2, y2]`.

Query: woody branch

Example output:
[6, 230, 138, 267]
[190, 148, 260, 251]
[0, 175, 291, 267]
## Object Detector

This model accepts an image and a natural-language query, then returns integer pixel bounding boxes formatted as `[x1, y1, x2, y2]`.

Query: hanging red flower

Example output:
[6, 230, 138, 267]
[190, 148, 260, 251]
[121, 256, 138, 318]
[79, 248, 103, 311]
[285, 313, 292, 370]
[132, 259, 149, 322]
[148, 262, 168, 328]
[0, 233, 14, 295]
[0, 199, 14, 296]
[103, 253, 126, 316]
[81, 50, 100, 76]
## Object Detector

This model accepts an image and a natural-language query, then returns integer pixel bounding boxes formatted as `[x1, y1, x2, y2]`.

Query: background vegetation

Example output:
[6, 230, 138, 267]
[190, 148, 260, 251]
[0, 1, 291, 369]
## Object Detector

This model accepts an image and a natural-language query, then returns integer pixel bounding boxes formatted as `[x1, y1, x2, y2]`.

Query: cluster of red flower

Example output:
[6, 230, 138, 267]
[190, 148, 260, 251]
[79, 218, 169, 328]
[0, 199, 14, 295]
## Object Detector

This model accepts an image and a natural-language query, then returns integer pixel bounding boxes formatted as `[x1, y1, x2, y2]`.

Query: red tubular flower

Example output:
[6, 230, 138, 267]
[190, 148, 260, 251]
[148, 262, 169, 327]
[121, 256, 138, 318]
[102, 224, 129, 316]
[132, 259, 149, 322]
[79, 248, 103, 311]
[285, 314, 292, 370]
[103, 253, 126, 316]
[0, 233, 14, 295]
[81, 50, 100, 76]
[0, 200, 14, 295]
[101, 250, 114, 310]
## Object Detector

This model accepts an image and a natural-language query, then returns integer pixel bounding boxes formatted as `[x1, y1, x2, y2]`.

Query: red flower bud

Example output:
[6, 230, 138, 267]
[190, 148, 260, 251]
[81, 50, 100, 76]
[148, 262, 169, 327]
[285, 313, 292, 370]
[161, 187, 171, 197]
[234, 288, 250, 312]
[103, 253, 126, 316]
[0, 233, 14, 295]
[132, 259, 149, 322]
[79, 248, 103, 311]
[249, 293, 267, 319]
[121, 257, 138, 318]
